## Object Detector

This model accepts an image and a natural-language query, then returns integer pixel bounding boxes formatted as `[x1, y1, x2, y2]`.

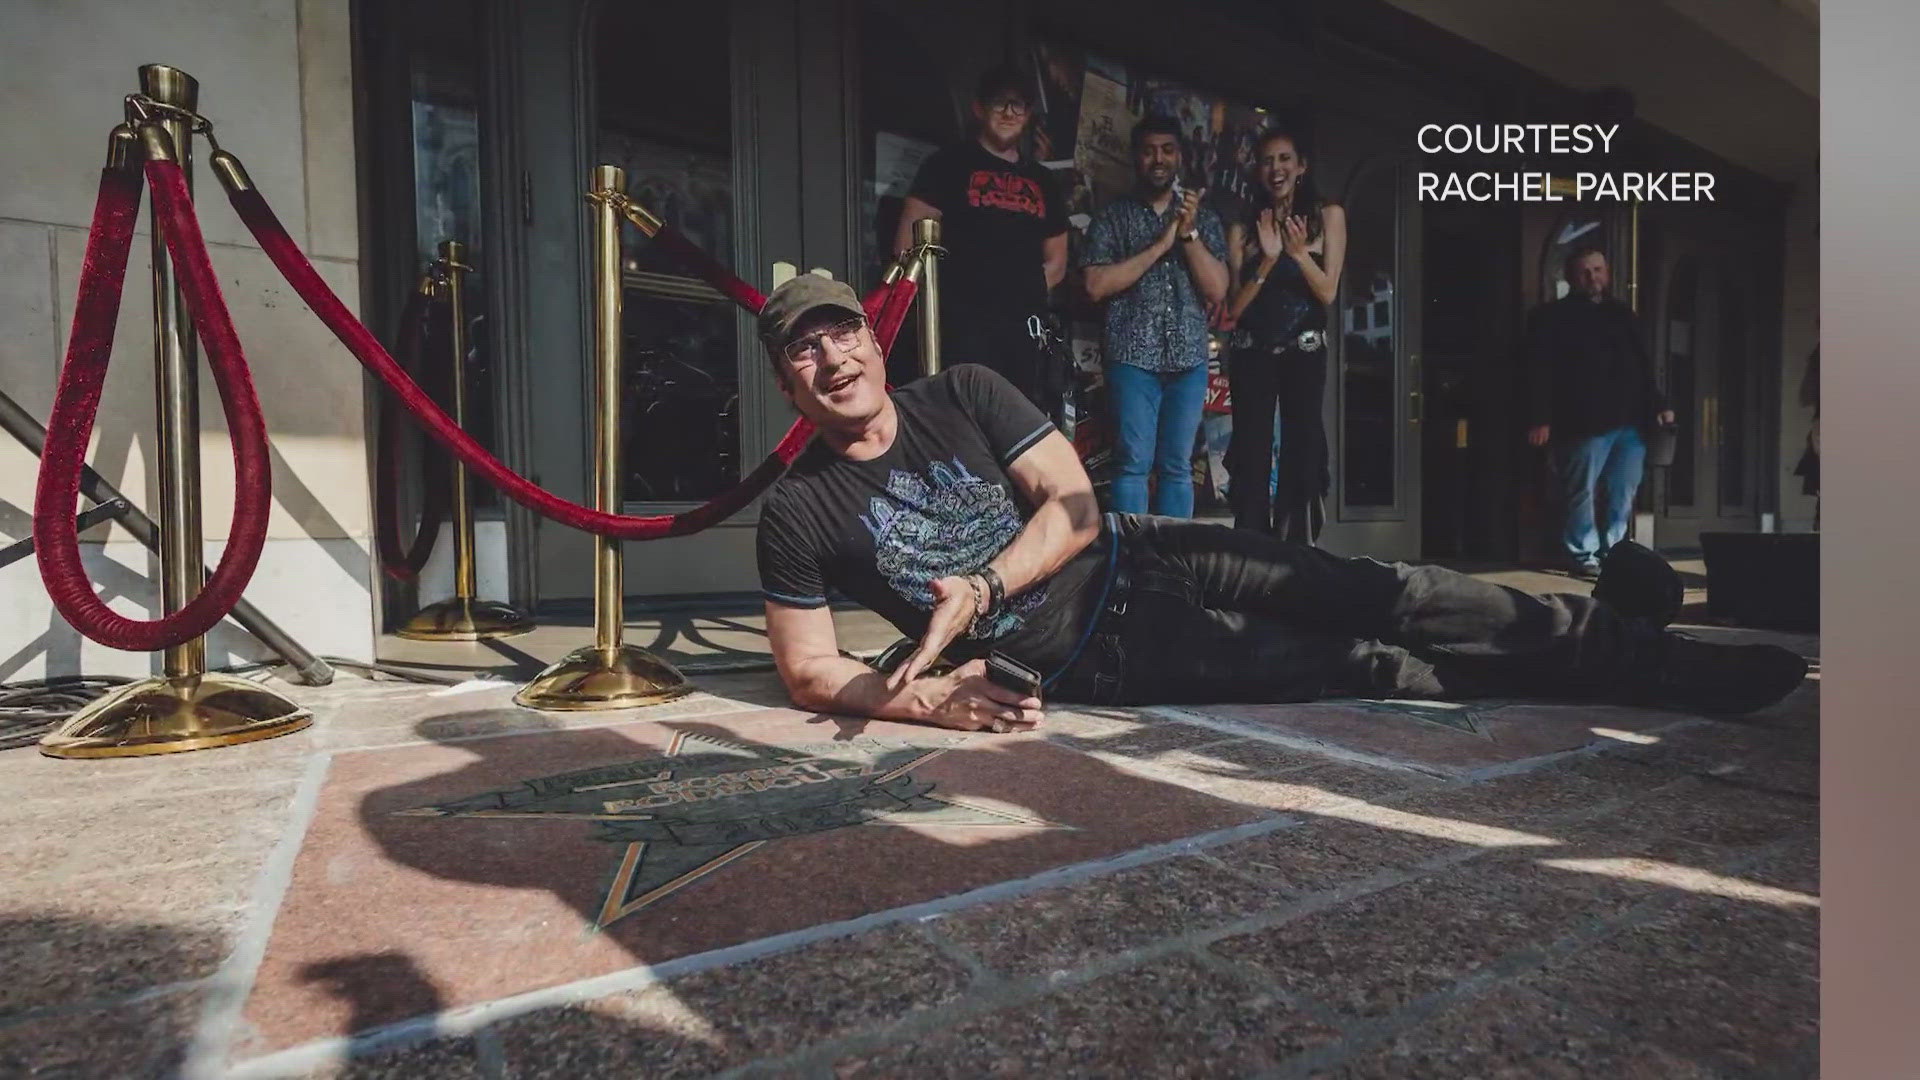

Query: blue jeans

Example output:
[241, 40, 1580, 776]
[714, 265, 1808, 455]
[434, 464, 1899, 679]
[1556, 425, 1647, 566]
[1109, 362, 1209, 517]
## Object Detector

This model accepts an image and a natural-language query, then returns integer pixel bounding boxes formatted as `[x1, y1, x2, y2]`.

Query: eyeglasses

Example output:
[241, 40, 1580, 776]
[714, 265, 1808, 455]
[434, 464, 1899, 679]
[783, 316, 867, 368]
[986, 97, 1030, 116]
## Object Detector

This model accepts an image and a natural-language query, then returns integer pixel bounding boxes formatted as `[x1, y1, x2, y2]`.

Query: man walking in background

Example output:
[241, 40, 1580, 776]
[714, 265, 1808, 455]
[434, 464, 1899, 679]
[897, 65, 1069, 410]
[1526, 247, 1674, 576]
[1081, 116, 1230, 517]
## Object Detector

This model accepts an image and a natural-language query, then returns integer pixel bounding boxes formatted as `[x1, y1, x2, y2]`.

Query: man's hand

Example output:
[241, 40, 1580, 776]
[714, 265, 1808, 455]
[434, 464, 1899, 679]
[887, 575, 982, 690]
[1156, 211, 1184, 252]
[1656, 409, 1675, 426]
[1527, 424, 1551, 447]
[1173, 187, 1205, 237]
[914, 659, 1043, 733]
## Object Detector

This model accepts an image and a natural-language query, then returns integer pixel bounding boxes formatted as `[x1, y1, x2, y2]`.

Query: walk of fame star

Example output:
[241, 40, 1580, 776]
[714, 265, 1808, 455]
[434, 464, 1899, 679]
[394, 731, 1068, 928]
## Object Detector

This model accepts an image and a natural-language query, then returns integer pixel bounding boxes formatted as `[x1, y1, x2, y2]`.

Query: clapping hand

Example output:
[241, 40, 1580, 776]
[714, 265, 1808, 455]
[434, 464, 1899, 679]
[1173, 187, 1206, 237]
[1281, 214, 1311, 258]
[1255, 209, 1285, 262]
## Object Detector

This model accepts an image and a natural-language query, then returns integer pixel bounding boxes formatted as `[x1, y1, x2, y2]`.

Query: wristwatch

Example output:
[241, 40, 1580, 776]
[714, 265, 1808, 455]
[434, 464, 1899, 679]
[1180, 227, 1198, 242]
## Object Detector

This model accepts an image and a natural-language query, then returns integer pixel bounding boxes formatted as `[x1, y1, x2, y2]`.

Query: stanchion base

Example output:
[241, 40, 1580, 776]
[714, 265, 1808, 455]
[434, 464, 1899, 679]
[395, 598, 535, 641]
[514, 644, 693, 712]
[39, 673, 312, 759]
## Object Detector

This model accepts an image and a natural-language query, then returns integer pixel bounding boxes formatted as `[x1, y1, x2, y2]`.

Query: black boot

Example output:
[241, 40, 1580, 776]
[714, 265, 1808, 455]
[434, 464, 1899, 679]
[1592, 540, 1684, 626]
[1644, 632, 1808, 716]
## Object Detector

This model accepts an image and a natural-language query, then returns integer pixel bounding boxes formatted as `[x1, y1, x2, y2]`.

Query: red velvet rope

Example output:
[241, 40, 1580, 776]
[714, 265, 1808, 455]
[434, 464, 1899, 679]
[651, 226, 768, 311]
[33, 162, 276, 652]
[372, 287, 451, 580]
[35, 147, 912, 653]
[227, 183, 915, 540]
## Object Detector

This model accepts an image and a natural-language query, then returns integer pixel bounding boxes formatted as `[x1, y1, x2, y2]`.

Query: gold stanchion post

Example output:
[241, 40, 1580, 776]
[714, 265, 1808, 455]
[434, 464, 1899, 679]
[515, 165, 691, 711]
[912, 216, 943, 376]
[43, 65, 310, 758]
[395, 240, 534, 640]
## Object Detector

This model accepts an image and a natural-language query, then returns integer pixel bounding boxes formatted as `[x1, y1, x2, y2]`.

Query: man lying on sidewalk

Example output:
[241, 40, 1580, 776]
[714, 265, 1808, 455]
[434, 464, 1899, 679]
[754, 276, 1806, 733]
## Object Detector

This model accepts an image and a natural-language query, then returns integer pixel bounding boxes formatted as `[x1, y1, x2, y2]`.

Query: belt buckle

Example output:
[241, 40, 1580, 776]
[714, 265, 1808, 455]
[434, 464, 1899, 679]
[1296, 329, 1326, 352]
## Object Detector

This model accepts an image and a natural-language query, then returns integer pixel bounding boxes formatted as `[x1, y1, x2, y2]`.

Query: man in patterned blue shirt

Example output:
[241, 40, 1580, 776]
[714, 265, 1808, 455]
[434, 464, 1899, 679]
[1082, 115, 1230, 517]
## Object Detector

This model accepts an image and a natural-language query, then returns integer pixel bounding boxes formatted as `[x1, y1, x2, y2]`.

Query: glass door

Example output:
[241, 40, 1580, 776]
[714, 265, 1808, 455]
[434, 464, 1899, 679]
[1318, 158, 1422, 560]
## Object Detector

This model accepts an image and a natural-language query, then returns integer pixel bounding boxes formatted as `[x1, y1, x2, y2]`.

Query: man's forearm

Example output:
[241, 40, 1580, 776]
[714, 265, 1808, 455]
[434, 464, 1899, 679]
[1085, 236, 1172, 302]
[1044, 256, 1067, 291]
[1181, 238, 1229, 304]
[986, 491, 1101, 599]
[786, 653, 933, 722]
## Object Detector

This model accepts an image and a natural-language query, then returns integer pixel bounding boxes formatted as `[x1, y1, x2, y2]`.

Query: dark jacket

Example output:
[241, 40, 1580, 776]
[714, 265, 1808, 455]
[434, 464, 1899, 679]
[1524, 293, 1669, 439]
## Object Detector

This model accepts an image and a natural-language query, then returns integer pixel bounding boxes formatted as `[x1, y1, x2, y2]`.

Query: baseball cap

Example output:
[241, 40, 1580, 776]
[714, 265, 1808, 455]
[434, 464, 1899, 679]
[757, 275, 866, 351]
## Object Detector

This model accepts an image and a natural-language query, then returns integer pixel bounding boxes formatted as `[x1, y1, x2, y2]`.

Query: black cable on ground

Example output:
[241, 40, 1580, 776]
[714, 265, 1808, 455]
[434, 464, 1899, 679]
[0, 676, 133, 750]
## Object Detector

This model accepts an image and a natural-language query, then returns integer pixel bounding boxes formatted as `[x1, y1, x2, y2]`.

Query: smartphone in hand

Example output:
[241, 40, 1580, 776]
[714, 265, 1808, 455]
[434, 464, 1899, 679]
[984, 653, 1042, 698]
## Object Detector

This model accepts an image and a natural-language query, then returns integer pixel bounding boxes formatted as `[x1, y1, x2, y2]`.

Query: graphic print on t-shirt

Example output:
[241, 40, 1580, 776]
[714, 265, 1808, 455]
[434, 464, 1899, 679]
[966, 170, 1047, 217]
[859, 457, 1046, 640]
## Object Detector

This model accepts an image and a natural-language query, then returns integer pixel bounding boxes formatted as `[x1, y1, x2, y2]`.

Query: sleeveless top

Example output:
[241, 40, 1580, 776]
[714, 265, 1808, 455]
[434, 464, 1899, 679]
[1237, 222, 1328, 349]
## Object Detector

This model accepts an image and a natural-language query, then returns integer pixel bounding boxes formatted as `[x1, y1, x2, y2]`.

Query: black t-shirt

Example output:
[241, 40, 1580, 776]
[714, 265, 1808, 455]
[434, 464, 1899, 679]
[1237, 231, 1328, 344]
[907, 142, 1069, 327]
[758, 365, 1107, 673]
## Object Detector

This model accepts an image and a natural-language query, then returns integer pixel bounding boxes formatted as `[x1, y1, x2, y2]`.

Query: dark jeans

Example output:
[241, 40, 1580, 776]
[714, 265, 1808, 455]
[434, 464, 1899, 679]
[1050, 514, 1657, 706]
[1227, 345, 1328, 542]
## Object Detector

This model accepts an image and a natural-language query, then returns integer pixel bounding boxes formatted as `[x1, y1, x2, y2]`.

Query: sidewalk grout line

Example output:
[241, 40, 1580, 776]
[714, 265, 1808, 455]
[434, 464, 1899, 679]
[1141, 704, 1458, 779]
[909, 920, 999, 989]
[1181, 945, 1355, 1034]
[470, 1027, 509, 1080]
[1449, 716, 1706, 783]
[178, 752, 334, 1080]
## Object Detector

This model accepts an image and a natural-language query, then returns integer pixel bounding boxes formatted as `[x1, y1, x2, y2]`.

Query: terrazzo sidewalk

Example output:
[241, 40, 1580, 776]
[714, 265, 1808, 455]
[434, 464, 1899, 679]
[0, 604, 1817, 1078]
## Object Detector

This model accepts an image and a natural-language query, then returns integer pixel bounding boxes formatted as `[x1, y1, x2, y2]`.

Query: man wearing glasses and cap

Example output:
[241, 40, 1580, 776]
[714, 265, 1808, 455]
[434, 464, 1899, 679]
[754, 276, 1808, 734]
[896, 64, 1069, 411]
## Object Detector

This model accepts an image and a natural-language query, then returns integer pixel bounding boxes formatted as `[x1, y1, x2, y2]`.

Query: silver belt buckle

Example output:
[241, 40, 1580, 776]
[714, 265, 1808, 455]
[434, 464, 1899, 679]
[1296, 329, 1326, 352]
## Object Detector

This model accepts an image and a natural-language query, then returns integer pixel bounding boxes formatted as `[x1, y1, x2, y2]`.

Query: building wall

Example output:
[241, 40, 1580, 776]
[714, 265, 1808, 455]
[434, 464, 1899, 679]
[0, 0, 374, 679]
